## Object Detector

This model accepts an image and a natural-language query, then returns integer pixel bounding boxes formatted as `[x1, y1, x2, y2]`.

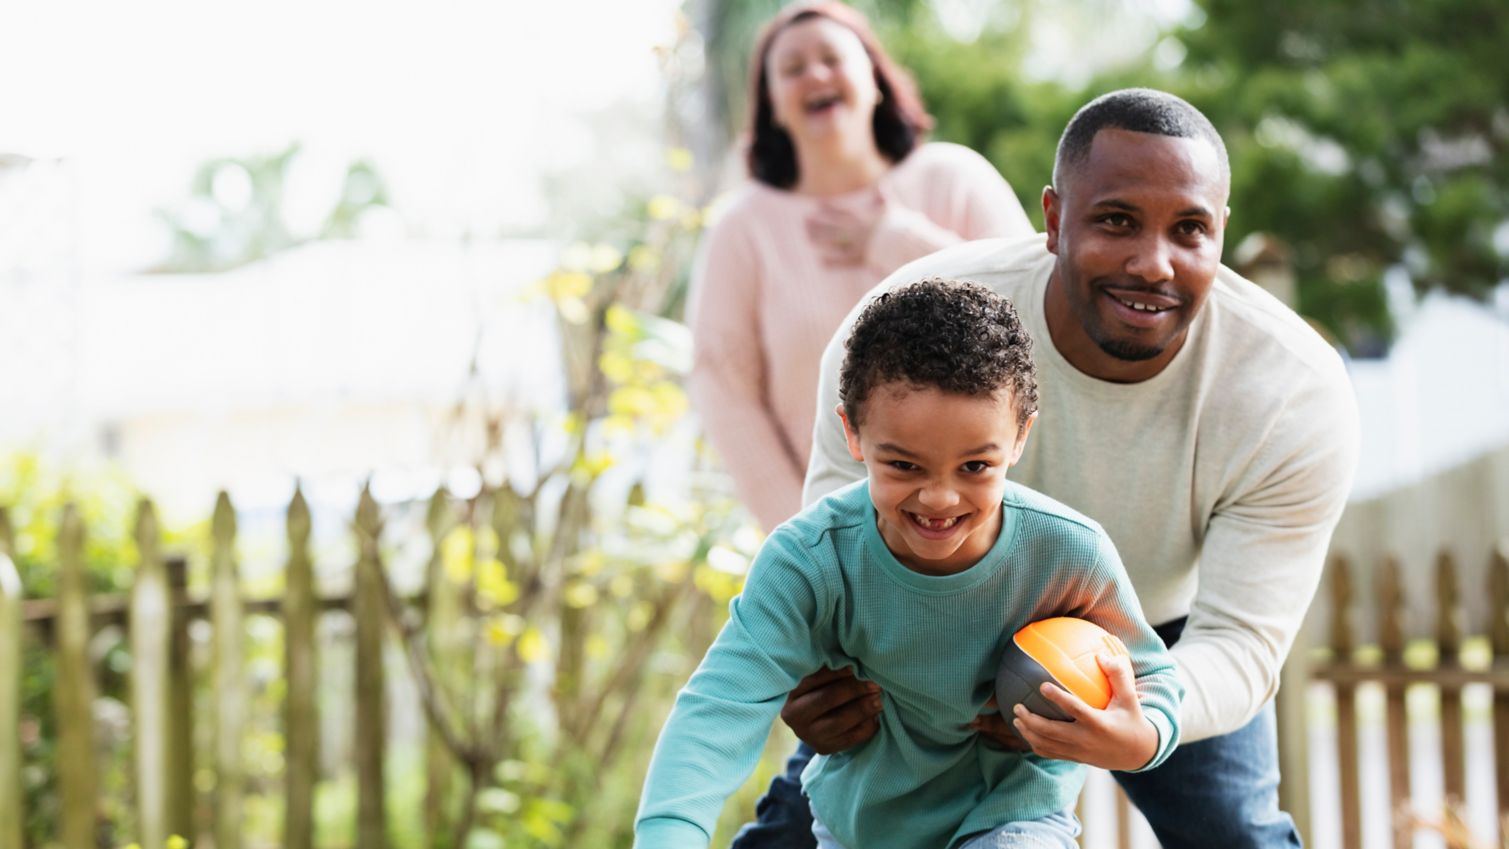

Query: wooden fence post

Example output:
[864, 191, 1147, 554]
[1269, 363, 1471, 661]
[130, 498, 170, 849]
[1329, 554, 1362, 849]
[354, 484, 387, 849]
[284, 486, 317, 849]
[0, 551, 23, 849]
[212, 492, 245, 849]
[424, 487, 459, 847]
[165, 555, 195, 840]
[54, 504, 97, 849]
[1378, 555, 1412, 849]
[1489, 541, 1509, 843]
[1436, 550, 1466, 805]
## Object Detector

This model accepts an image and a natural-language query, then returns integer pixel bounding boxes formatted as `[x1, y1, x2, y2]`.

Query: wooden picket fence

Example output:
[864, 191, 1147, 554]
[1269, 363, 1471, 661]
[1304, 545, 1509, 849]
[5, 474, 1509, 849]
[0, 487, 400, 849]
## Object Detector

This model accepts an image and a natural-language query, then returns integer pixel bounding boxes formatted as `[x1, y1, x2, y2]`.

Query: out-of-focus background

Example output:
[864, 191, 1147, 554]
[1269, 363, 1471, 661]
[1, 1, 1506, 848]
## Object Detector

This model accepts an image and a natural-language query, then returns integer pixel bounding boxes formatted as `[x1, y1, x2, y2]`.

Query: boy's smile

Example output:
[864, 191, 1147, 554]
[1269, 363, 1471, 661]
[840, 384, 1034, 575]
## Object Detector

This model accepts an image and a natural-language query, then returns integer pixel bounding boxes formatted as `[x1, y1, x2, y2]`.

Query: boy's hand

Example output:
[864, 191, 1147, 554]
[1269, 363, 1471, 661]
[781, 666, 883, 754]
[1009, 654, 1158, 771]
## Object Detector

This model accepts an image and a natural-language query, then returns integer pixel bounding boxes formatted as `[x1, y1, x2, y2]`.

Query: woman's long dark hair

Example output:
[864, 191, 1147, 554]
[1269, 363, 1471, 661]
[745, 2, 933, 189]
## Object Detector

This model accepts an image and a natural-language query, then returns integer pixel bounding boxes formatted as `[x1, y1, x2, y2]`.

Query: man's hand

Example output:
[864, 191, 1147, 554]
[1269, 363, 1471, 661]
[968, 696, 1030, 751]
[780, 666, 883, 754]
[1009, 654, 1159, 771]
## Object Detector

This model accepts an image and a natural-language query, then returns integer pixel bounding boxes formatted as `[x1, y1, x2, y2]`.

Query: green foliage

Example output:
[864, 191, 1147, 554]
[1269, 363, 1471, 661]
[153, 142, 393, 273]
[705, 0, 1509, 352]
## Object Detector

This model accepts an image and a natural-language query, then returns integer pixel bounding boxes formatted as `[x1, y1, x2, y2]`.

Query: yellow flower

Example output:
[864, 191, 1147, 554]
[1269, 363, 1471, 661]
[666, 147, 694, 172]
[647, 195, 683, 221]
[563, 581, 599, 609]
[517, 626, 549, 663]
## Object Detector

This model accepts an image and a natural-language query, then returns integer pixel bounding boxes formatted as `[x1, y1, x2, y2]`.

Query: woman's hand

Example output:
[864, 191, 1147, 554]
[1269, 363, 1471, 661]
[780, 666, 883, 754]
[1009, 654, 1159, 771]
[805, 191, 885, 267]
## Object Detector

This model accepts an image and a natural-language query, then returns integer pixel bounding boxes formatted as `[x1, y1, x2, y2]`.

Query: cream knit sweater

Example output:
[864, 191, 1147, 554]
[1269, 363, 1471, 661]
[805, 234, 1360, 741]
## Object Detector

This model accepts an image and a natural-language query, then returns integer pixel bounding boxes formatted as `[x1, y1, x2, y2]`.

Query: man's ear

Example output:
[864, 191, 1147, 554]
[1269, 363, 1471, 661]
[1042, 186, 1062, 254]
[1008, 411, 1038, 467]
[837, 404, 864, 462]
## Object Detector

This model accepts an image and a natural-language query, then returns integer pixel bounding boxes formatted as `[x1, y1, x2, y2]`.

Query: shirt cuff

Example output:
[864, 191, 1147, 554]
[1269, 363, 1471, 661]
[633, 816, 711, 849]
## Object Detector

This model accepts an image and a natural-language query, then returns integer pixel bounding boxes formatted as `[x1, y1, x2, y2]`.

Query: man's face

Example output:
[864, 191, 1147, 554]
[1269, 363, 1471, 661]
[839, 385, 1033, 576]
[1043, 128, 1230, 382]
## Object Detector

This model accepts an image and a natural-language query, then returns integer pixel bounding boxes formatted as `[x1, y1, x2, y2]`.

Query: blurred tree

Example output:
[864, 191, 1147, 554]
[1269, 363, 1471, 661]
[693, 0, 1509, 353]
[154, 144, 393, 273]
[1174, 0, 1509, 351]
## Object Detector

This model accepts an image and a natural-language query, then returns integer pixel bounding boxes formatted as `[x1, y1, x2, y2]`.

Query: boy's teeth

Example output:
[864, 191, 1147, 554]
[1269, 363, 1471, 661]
[911, 513, 958, 529]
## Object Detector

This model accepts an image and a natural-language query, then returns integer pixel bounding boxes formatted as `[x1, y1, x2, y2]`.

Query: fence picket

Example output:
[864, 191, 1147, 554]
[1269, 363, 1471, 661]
[130, 499, 171, 849]
[0, 551, 23, 849]
[1329, 554, 1362, 849]
[212, 492, 246, 849]
[354, 484, 387, 849]
[284, 486, 317, 849]
[166, 556, 194, 839]
[1436, 551, 1466, 804]
[424, 487, 460, 846]
[1489, 541, 1509, 843]
[1378, 555, 1412, 849]
[54, 505, 96, 849]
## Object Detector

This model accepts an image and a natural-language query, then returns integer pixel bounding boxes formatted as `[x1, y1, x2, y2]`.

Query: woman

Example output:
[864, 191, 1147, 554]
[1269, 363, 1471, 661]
[688, 1, 1034, 532]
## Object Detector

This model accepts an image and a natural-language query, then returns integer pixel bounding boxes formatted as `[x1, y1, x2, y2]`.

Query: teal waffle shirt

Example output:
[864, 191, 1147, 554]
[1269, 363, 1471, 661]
[634, 480, 1182, 849]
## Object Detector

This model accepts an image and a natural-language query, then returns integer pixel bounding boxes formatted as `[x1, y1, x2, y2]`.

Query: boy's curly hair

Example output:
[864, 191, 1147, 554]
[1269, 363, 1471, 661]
[840, 278, 1038, 429]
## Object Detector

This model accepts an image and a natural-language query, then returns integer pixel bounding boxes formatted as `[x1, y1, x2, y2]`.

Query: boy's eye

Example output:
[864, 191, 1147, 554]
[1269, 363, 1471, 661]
[887, 460, 918, 472]
[961, 461, 991, 473]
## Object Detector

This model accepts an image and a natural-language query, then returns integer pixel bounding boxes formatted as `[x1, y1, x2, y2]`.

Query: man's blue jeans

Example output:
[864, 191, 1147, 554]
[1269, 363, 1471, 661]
[729, 617, 1302, 849]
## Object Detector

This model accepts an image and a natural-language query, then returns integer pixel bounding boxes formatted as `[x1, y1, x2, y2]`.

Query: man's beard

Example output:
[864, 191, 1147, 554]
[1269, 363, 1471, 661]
[1095, 334, 1165, 362]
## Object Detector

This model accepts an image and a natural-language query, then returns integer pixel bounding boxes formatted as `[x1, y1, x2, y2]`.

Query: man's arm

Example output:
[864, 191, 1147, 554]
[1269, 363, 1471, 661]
[1173, 367, 1360, 741]
[801, 314, 868, 508]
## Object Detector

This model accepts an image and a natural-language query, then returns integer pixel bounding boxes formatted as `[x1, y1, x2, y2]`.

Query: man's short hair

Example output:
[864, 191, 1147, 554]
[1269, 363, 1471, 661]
[1053, 88, 1230, 190]
[840, 278, 1038, 429]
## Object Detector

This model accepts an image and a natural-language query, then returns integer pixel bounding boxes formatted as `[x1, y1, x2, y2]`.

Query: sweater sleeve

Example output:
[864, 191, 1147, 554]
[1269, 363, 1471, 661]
[633, 531, 831, 849]
[685, 210, 807, 531]
[801, 301, 867, 507]
[1066, 531, 1184, 772]
[863, 145, 1033, 274]
[1172, 372, 1360, 741]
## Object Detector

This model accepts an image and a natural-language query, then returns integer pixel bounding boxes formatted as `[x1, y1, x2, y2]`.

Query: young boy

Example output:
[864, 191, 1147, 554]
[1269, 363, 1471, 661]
[635, 279, 1183, 849]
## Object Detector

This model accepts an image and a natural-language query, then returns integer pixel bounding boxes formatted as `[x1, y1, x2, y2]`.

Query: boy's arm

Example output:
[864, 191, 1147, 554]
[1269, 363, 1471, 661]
[1008, 532, 1183, 772]
[634, 530, 831, 849]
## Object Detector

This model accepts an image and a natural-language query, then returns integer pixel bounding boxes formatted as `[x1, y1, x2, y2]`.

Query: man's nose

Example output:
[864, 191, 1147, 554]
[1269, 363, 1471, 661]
[1125, 234, 1175, 283]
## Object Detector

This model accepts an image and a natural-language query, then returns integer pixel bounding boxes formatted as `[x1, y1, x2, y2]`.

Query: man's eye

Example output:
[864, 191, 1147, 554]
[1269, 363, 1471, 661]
[1100, 213, 1132, 228]
[1177, 220, 1208, 237]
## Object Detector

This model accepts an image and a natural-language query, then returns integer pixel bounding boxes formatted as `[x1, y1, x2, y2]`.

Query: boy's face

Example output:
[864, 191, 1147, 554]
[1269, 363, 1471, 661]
[839, 384, 1035, 576]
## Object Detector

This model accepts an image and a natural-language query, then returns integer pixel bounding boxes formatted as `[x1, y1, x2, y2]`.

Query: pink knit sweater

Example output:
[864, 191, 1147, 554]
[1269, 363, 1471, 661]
[686, 142, 1033, 530]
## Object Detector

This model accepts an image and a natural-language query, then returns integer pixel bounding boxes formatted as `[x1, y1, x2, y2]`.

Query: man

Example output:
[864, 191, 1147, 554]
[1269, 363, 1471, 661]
[732, 88, 1359, 848]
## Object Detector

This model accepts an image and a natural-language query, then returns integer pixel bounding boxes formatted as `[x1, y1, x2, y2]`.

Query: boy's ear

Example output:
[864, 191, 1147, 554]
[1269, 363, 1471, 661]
[1007, 411, 1038, 467]
[837, 404, 864, 462]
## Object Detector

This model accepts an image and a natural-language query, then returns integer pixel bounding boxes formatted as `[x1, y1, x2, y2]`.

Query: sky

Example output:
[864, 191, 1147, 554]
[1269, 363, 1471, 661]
[0, 0, 683, 270]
